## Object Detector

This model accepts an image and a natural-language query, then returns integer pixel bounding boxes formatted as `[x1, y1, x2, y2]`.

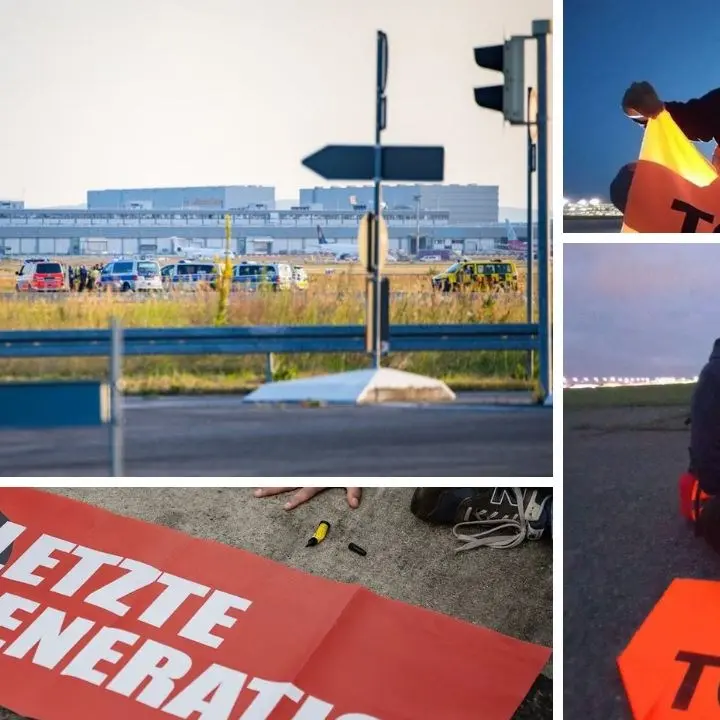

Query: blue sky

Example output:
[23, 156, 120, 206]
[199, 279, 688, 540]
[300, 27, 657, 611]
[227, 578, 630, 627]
[564, 0, 720, 199]
[564, 244, 720, 378]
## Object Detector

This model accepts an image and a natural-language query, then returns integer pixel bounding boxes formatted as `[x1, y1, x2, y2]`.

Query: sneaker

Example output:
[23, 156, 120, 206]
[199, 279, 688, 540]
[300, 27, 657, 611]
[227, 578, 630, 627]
[410, 488, 484, 524]
[411, 488, 552, 552]
[452, 488, 552, 552]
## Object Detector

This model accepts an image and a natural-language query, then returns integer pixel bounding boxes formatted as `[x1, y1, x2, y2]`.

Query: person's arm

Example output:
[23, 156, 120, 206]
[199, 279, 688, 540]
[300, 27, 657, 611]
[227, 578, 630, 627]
[664, 89, 720, 142]
[622, 82, 720, 142]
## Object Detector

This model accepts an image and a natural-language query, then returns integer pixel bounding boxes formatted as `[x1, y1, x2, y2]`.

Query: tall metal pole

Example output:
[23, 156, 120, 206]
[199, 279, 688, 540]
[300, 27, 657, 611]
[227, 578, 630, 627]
[533, 20, 552, 401]
[372, 30, 388, 370]
[110, 317, 123, 477]
[526, 87, 535, 380]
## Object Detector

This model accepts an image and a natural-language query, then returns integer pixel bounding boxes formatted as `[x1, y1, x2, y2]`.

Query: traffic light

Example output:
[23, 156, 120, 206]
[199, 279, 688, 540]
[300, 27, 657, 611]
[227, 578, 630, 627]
[473, 36, 525, 124]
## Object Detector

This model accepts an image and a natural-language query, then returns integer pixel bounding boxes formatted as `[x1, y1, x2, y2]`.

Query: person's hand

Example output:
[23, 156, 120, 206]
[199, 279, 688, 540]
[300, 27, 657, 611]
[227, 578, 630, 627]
[622, 81, 664, 119]
[253, 487, 362, 511]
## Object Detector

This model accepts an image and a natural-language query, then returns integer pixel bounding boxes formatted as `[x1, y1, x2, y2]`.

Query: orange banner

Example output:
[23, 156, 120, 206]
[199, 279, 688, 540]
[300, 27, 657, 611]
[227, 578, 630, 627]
[618, 579, 720, 718]
[0, 489, 549, 720]
[622, 111, 720, 233]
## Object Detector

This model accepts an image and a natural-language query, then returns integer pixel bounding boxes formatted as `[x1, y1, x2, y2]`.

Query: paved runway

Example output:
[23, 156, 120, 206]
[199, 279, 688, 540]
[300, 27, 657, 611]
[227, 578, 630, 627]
[565, 405, 719, 719]
[563, 216, 623, 233]
[0, 487, 552, 720]
[1, 394, 552, 477]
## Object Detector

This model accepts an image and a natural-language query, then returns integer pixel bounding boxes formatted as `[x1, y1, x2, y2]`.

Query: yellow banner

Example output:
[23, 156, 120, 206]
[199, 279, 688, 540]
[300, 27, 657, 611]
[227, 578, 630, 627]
[622, 110, 719, 233]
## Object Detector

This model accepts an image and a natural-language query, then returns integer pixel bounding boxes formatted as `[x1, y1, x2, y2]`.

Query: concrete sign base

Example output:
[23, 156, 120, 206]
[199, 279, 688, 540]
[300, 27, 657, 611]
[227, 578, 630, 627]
[244, 368, 456, 405]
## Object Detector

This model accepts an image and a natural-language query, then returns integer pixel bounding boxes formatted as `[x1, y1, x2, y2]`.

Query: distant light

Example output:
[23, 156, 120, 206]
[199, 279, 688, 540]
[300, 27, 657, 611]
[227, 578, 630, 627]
[577, 199, 588, 206]
[562, 197, 570, 205]
[563, 375, 701, 389]
[589, 198, 601, 205]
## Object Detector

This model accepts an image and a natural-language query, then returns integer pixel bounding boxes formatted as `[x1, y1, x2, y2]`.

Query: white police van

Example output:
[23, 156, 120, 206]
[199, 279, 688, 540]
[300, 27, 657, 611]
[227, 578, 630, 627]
[232, 262, 293, 291]
[161, 261, 218, 290]
[98, 258, 163, 292]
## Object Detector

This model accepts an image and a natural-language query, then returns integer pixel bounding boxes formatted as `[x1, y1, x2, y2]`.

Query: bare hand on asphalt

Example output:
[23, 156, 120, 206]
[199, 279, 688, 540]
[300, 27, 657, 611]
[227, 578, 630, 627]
[254, 487, 362, 511]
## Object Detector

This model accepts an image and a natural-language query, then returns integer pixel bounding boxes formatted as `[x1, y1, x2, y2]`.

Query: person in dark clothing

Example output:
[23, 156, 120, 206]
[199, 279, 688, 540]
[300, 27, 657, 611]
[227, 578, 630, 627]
[623, 81, 720, 154]
[682, 339, 720, 552]
[78, 265, 88, 292]
[689, 339, 720, 493]
[610, 81, 720, 212]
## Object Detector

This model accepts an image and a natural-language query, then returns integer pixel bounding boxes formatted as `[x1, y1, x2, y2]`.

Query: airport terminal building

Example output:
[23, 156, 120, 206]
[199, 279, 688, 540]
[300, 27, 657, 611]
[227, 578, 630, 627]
[87, 185, 275, 212]
[0, 200, 24, 210]
[299, 184, 499, 224]
[0, 183, 536, 258]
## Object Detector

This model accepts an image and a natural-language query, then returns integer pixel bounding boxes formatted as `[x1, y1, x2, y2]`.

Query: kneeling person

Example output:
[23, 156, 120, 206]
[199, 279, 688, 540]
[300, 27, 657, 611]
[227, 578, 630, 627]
[685, 339, 720, 550]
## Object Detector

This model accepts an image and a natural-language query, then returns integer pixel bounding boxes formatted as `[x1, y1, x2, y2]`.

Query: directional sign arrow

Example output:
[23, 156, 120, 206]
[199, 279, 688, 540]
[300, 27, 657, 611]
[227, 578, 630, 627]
[302, 145, 445, 182]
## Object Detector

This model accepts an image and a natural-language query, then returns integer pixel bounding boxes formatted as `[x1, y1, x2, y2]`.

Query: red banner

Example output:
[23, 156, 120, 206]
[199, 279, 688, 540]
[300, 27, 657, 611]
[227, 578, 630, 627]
[621, 110, 719, 233]
[619, 579, 720, 719]
[0, 489, 549, 720]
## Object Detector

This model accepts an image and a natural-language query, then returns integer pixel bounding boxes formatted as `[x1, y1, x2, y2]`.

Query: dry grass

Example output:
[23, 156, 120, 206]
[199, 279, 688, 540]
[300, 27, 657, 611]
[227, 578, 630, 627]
[0, 259, 544, 393]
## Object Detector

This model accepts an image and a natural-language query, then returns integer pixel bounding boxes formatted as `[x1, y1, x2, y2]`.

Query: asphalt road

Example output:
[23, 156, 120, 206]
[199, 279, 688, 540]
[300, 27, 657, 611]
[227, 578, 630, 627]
[0, 487, 553, 720]
[565, 405, 720, 719]
[563, 216, 623, 233]
[0, 395, 552, 477]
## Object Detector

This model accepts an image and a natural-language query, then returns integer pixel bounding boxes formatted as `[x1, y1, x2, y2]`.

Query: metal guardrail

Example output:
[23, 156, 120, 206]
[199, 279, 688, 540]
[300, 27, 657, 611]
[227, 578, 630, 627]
[0, 323, 540, 358]
[0, 321, 540, 478]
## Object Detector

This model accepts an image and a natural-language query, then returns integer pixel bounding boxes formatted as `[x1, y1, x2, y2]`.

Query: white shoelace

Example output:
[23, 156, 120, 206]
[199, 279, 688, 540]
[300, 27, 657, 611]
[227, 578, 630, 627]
[452, 488, 536, 552]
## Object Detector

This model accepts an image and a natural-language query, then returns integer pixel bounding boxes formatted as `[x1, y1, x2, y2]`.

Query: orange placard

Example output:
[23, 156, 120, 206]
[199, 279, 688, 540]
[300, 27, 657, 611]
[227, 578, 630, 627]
[622, 111, 720, 233]
[0, 489, 550, 720]
[618, 578, 720, 719]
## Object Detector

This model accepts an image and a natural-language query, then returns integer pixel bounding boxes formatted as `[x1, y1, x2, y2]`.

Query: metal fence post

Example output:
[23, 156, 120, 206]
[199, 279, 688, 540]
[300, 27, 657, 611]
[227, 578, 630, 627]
[110, 317, 124, 477]
[534, 19, 552, 402]
[265, 353, 275, 383]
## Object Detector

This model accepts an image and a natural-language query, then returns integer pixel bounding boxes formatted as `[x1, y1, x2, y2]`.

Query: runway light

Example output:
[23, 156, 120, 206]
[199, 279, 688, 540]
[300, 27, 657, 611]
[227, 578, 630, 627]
[564, 375, 701, 389]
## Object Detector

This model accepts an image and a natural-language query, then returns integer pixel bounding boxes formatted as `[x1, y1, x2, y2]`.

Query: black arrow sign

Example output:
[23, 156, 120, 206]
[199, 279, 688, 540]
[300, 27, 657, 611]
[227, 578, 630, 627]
[302, 145, 445, 182]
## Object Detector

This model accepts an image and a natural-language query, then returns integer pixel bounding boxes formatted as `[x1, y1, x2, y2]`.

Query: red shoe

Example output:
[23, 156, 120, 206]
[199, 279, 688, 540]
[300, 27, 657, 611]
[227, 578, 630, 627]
[679, 472, 710, 522]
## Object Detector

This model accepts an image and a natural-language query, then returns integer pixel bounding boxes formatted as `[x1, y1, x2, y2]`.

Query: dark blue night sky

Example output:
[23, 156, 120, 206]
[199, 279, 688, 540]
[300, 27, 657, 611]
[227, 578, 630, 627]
[564, 0, 720, 199]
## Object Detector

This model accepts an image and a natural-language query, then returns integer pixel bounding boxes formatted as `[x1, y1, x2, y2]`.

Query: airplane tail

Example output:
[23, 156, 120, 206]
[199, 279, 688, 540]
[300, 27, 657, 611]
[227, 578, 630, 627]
[505, 219, 519, 242]
[316, 225, 327, 245]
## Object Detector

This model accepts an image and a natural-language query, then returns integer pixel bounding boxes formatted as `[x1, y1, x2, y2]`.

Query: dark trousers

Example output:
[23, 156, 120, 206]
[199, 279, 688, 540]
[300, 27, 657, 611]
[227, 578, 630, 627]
[609, 162, 637, 214]
[697, 469, 720, 496]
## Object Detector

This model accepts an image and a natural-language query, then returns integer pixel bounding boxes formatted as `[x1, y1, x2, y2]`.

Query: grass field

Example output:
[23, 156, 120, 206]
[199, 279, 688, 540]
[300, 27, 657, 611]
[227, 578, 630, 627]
[564, 383, 695, 409]
[0, 258, 542, 395]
